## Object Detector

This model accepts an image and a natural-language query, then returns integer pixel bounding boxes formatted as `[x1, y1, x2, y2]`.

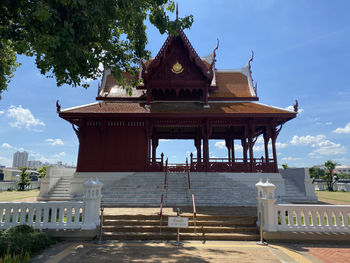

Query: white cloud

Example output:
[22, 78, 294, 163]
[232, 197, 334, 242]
[214, 141, 226, 149]
[53, 152, 66, 158]
[159, 139, 170, 142]
[291, 134, 346, 156]
[333, 122, 350, 134]
[285, 105, 303, 113]
[0, 156, 12, 167]
[254, 142, 287, 152]
[282, 157, 301, 161]
[0, 110, 4, 115]
[276, 142, 288, 149]
[1, 143, 13, 149]
[7, 105, 45, 129]
[325, 122, 333, 125]
[290, 134, 326, 146]
[46, 138, 64, 146]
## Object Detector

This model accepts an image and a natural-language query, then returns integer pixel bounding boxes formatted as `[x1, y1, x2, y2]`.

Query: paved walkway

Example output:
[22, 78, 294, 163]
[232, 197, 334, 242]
[30, 240, 350, 263]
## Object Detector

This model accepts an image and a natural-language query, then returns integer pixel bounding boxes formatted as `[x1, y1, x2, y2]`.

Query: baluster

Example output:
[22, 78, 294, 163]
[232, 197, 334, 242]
[294, 211, 299, 226]
[13, 207, 19, 226]
[326, 211, 332, 227]
[281, 209, 287, 226]
[20, 206, 26, 224]
[67, 207, 73, 225]
[287, 210, 291, 226]
[43, 207, 50, 226]
[36, 208, 43, 228]
[58, 206, 64, 225]
[28, 207, 34, 225]
[4, 208, 11, 227]
[52, 207, 57, 225]
[311, 211, 317, 227]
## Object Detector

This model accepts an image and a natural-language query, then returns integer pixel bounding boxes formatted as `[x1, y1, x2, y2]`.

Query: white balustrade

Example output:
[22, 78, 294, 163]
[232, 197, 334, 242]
[275, 204, 350, 232]
[0, 178, 103, 231]
[0, 201, 84, 229]
[257, 179, 350, 233]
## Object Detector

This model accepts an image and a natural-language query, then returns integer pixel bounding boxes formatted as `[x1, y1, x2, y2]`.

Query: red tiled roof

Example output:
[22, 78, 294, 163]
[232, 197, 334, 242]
[60, 101, 295, 117]
[212, 72, 253, 98]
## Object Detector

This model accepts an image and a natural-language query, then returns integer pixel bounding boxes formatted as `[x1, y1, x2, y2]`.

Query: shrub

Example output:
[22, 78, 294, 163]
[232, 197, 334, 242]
[0, 225, 57, 259]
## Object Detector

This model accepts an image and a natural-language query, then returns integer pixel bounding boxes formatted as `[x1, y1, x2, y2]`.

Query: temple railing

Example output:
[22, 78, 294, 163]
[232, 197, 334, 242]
[190, 155, 275, 173]
[147, 153, 164, 172]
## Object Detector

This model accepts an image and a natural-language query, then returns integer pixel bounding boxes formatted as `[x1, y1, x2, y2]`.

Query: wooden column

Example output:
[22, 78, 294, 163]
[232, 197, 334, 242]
[241, 138, 248, 163]
[225, 138, 232, 162]
[152, 138, 158, 162]
[194, 137, 202, 161]
[271, 130, 278, 173]
[203, 119, 210, 172]
[263, 130, 269, 161]
[248, 122, 255, 172]
[231, 139, 235, 162]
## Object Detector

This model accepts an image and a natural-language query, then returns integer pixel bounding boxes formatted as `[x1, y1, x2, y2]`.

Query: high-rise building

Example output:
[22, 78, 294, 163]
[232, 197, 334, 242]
[27, 160, 43, 170]
[12, 151, 28, 168]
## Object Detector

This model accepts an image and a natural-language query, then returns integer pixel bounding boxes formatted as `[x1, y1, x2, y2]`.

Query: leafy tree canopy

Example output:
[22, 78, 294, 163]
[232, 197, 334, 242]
[0, 0, 193, 98]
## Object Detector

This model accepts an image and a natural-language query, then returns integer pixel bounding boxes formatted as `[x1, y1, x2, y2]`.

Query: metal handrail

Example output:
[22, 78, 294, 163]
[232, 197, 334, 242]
[164, 158, 168, 190]
[186, 158, 191, 190]
[192, 194, 197, 233]
[159, 193, 164, 233]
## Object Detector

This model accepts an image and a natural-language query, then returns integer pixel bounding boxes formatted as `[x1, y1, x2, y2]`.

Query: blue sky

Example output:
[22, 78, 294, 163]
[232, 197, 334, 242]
[0, 0, 349, 168]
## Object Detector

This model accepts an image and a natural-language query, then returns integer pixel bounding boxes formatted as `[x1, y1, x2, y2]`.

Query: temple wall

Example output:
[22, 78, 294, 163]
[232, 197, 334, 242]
[77, 125, 147, 172]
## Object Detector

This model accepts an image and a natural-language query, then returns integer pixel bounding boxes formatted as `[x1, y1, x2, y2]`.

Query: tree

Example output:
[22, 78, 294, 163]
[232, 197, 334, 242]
[281, 164, 289, 169]
[17, 167, 31, 191]
[324, 160, 338, 191]
[309, 167, 325, 179]
[37, 166, 49, 179]
[0, 0, 193, 98]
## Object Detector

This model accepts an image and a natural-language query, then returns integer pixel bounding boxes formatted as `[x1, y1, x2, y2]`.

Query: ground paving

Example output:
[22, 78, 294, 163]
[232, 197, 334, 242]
[31, 240, 350, 263]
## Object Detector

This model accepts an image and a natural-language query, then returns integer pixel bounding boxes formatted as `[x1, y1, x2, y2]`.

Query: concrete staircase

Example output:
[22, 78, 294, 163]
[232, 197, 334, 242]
[281, 178, 308, 202]
[99, 172, 257, 207]
[189, 173, 256, 206]
[46, 177, 72, 201]
[101, 173, 164, 207]
[164, 172, 191, 206]
[103, 214, 258, 241]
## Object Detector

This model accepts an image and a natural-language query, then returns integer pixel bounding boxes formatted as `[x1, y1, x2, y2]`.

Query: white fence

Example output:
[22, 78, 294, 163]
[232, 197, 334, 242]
[0, 178, 102, 230]
[0, 201, 84, 229]
[314, 181, 350, 192]
[256, 179, 350, 233]
[275, 204, 350, 232]
[0, 181, 40, 191]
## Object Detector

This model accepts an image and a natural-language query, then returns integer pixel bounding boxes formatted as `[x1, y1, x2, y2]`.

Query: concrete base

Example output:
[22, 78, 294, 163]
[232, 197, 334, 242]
[43, 228, 98, 240]
[264, 231, 350, 243]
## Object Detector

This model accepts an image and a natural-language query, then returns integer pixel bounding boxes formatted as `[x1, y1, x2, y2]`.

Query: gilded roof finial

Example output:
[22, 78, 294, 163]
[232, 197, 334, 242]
[176, 2, 178, 20]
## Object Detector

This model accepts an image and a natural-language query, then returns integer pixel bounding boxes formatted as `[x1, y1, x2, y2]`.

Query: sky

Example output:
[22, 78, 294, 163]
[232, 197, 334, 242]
[0, 0, 350, 168]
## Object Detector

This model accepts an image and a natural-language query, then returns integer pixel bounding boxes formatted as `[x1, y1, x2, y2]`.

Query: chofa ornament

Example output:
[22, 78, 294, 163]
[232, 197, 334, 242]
[171, 61, 184, 74]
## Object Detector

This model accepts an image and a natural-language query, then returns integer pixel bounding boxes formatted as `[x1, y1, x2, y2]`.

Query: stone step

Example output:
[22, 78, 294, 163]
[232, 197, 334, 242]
[103, 232, 259, 241]
[103, 225, 258, 233]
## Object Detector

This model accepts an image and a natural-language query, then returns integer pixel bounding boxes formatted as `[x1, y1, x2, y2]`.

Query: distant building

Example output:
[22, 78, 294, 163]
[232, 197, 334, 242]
[12, 151, 28, 168]
[27, 160, 43, 170]
[335, 165, 350, 174]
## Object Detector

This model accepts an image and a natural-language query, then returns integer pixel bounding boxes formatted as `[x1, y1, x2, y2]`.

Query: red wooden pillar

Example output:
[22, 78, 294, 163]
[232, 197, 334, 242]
[231, 139, 235, 162]
[263, 131, 269, 162]
[203, 119, 210, 172]
[225, 138, 232, 162]
[194, 137, 201, 161]
[271, 131, 278, 173]
[152, 138, 159, 162]
[248, 122, 255, 172]
[241, 138, 248, 163]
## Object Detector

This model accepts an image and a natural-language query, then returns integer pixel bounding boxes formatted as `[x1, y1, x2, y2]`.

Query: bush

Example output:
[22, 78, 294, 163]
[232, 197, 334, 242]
[0, 225, 57, 259]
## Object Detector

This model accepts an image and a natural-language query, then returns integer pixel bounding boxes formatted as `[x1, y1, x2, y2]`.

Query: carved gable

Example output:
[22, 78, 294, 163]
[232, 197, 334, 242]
[143, 31, 213, 101]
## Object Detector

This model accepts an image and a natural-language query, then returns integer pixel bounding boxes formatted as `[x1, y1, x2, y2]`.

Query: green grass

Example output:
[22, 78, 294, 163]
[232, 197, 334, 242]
[316, 190, 350, 204]
[0, 189, 39, 202]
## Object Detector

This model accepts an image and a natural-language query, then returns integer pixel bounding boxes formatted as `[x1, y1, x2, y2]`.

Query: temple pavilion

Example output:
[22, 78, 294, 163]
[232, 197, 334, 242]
[59, 30, 297, 174]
